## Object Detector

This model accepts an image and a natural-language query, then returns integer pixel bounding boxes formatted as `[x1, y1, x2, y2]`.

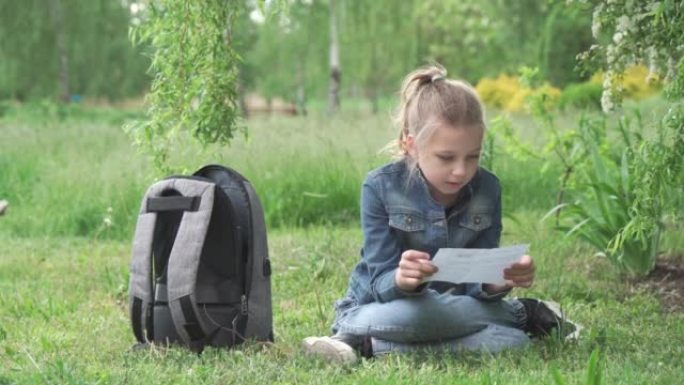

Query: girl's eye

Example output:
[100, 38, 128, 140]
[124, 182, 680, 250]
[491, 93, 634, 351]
[437, 155, 453, 162]
[468, 154, 481, 160]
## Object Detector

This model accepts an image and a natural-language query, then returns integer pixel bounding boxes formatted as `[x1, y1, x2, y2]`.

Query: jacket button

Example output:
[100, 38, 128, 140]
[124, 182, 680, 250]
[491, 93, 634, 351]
[406, 216, 413, 225]
[473, 215, 481, 225]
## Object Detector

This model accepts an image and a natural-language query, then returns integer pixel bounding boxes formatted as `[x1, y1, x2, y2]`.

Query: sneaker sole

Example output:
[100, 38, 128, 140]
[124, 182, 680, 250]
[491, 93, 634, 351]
[539, 300, 583, 342]
[302, 336, 358, 364]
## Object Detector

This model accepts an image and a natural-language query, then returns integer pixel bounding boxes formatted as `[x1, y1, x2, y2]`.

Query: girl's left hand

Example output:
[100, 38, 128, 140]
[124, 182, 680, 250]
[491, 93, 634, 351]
[483, 254, 535, 294]
[503, 254, 535, 288]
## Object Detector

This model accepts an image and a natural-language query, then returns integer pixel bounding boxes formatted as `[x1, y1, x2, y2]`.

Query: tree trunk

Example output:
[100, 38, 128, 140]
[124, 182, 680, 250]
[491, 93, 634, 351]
[296, 62, 307, 116]
[48, 0, 69, 103]
[327, 0, 340, 115]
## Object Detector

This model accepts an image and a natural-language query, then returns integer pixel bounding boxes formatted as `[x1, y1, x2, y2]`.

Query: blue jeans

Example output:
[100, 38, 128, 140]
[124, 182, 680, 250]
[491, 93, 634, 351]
[332, 289, 529, 356]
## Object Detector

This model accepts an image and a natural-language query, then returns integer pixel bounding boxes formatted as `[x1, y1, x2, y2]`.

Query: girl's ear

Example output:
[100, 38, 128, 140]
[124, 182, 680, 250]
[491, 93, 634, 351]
[405, 134, 418, 159]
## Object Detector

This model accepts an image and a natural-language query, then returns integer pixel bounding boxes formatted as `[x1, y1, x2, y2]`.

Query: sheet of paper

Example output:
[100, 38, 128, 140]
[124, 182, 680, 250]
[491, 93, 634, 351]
[423, 244, 529, 285]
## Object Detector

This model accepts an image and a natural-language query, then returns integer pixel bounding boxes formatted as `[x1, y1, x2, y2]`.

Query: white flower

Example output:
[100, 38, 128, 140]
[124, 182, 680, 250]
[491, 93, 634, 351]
[591, 6, 603, 38]
[607, 45, 618, 64]
[613, 32, 624, 44]
[617, 16, 632, 32]
[601, 91, 614, 113]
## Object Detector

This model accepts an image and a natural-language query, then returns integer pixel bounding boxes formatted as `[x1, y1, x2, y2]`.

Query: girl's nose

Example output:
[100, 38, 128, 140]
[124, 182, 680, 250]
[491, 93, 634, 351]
[451, 162, 467, 177]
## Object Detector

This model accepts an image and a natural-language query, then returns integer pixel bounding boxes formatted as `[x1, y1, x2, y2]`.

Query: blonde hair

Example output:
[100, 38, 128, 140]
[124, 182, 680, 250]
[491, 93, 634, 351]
[389, 64, 486, 174]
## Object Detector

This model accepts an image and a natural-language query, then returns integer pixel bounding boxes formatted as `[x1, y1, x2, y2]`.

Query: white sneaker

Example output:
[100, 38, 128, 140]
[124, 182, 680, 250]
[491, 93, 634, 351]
[518, 298, 583, 342]
[302, 336, 358, 364]
[0, 200, 8, 216]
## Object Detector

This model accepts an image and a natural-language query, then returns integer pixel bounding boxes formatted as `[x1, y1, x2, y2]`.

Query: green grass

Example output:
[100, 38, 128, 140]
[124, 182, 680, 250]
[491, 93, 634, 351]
[1, 102, 683, 384]
[1, 222, 683, 384]
[0, 103, 558, 239]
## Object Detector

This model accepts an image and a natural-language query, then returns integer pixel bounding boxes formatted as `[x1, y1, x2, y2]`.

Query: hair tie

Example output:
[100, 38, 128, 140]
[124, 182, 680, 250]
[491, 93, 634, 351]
[431, 73, 445, 82]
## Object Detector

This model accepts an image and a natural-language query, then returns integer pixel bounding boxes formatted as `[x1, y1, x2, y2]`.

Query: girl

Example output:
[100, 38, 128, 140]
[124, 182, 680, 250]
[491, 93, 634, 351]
[303, 65, 578, 363]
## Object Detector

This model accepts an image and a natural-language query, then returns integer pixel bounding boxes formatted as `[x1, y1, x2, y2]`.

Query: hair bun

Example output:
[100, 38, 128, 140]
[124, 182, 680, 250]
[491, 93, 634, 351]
[431, 73, 445, 82]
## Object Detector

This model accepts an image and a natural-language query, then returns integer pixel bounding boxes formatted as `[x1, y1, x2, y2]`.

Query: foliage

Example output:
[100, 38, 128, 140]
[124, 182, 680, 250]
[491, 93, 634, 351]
[552, 348, 605, 385]
[0, 0, 149, 101]
[577, 0, 684, 110]
[245, 0, 328, 108]
[546, 114, 661, 274]
[124, 0, 246, 173]
[609, 103, 684, 268]
[575, 0, 684, 272]
[558, 82, 603, 111]
[589, 65, 662, 100]
[476, 74, 561, 113]
[0, 1, 596, 109]
[476, 75, 523, 111]
[244, 0, 594, 110]
[537, 2, 594, 86]
[490, 66, 674, 274]
[414, 0, 500, 81]
[343, 0, 419, 110]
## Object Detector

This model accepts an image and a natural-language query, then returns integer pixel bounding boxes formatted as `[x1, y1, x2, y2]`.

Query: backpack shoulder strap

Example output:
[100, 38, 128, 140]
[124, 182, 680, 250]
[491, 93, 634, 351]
[128, 177, 214, 346]
[243, 179, 273, 340]
[129, 208, 157, 343]
[162, 178, 217, 350]
[128, 177, 179, 343]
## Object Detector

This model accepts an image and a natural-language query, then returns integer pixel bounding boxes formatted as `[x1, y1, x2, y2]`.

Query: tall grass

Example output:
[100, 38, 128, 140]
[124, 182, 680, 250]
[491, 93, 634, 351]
[1, 103, 568, 240]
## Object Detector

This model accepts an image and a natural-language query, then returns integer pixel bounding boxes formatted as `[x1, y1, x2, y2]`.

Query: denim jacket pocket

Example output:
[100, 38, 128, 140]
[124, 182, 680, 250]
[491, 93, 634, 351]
[388, 209, 427, 250]
[388, 210, 427, 232]
[458, 212, 493, 232]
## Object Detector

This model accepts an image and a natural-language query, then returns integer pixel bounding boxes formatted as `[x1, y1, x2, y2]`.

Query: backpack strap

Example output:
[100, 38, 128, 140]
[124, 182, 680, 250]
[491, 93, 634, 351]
[162, 179, 216, 350]
[128, 189, 163, 343]
[128, 178, 214, 347]
[242, 180, 273, 340]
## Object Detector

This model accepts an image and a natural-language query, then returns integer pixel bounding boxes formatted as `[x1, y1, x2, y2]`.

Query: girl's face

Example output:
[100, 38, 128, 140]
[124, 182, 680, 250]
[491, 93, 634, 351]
[408, 122, 483, 207]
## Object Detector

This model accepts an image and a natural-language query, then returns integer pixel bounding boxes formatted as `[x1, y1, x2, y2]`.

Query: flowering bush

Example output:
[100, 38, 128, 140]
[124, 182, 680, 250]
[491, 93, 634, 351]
[475, 74, 522, 111]
[589, 65, 661, 101]
[567, 0, 684, 274]
[476, 74, 560, 112]
[576, 0, 684, 111]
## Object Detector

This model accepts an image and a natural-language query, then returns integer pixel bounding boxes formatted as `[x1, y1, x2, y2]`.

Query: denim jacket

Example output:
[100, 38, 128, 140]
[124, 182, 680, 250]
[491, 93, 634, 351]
[344, 158, 510, 307]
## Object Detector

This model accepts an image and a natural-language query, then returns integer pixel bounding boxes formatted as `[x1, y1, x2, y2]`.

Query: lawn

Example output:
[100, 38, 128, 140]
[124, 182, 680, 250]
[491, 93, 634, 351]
[1, 101, 683, 384]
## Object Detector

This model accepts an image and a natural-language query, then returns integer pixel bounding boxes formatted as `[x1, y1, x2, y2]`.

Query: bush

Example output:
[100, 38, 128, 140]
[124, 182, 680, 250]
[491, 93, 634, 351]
[476, 74, 522, 111]
[476, 74, 560, 113]
[546, 110, 682, 275]
[589, 65, 661, 101]
[558, 82, 603, 111]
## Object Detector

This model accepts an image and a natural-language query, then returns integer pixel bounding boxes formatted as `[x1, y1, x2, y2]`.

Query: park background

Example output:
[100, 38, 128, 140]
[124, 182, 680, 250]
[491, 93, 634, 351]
[1, 1, 683, 384]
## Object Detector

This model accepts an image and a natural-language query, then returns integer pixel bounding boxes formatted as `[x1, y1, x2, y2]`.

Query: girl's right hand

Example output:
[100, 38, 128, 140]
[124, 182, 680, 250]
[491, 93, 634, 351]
[394, 250, 438, 292]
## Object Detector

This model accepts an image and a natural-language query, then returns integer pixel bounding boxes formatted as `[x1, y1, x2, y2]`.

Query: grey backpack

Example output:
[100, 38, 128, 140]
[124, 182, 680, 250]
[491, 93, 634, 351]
[128, 165, 273, 352]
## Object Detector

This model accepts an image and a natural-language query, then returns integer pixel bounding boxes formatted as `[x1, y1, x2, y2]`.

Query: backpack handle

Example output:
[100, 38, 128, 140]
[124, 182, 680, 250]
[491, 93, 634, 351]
[147, 196, 200, 212]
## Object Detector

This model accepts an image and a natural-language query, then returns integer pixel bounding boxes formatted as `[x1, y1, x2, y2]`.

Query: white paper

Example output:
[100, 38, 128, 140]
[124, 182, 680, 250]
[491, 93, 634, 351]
[423, 244, 529, 285]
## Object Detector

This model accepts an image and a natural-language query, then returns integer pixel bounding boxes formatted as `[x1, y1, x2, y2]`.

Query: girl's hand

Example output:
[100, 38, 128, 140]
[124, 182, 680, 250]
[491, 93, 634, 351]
[484, 254, 536, 294]
[394, 250, 438, 292]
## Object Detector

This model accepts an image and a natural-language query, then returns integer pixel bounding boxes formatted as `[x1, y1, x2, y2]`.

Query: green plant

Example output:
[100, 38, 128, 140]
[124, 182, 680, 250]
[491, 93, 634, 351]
[552, 348, 604, 385]
[545, 114, 661, 274]
[609, 103, 684, 264]
[124, 1, 246, 174]
[558, 82, 603, 111]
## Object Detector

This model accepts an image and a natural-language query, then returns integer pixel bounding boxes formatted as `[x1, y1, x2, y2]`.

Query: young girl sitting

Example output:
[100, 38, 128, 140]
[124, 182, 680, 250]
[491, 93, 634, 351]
[303, 64, 578, 363]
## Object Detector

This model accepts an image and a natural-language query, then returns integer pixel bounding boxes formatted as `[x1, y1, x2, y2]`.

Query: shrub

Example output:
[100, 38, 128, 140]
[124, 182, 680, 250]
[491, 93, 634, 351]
[476, 74, 560, 112]
[546, 109, 683, 275]
[558, 82, 603, 111]
[476, 74, 522, 111]
[589, 65, 661, 101]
